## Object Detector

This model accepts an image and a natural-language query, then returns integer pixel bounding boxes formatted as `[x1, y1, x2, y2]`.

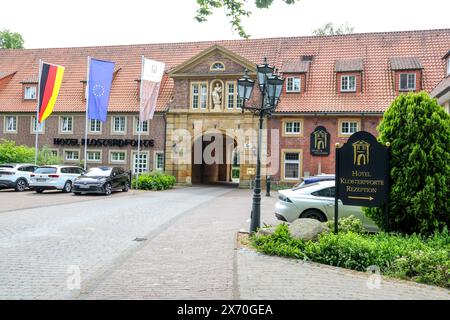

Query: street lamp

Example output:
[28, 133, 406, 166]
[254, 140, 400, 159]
[237, 59, 284, 233]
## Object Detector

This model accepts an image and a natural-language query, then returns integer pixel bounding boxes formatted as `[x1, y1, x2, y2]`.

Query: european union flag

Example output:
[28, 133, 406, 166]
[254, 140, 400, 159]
[88, 58, 115, 122]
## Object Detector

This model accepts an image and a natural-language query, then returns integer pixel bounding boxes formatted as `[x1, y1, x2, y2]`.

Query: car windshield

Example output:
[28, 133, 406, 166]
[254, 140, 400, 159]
[85, 168, 111, 177]
[35, 167, 57, 174]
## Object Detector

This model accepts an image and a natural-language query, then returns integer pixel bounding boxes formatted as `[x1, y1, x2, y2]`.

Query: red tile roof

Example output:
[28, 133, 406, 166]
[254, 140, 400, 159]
[335, 58, 363, 72]
[389, 57, 423, 70]
[281, 60, 310, 73]
[0, 28, 449, 114]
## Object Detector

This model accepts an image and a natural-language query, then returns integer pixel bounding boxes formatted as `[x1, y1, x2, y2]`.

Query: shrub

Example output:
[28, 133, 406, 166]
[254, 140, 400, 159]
[132, 171, 176, 191]
[251, 225, 450, 288]
[37, 145, 62, 165]
[365, 92, 450, 235]
[0, 139, 34, 164]
[325, 215, 365, 234]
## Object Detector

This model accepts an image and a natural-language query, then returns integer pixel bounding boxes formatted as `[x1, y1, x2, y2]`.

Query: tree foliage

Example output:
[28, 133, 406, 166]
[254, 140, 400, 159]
[195, 0, 298, 39]
[312, 22, 354, 36]
[0, 29, 24, 49]
[364, 92, 450, 235]
[0, 139, 61, 165]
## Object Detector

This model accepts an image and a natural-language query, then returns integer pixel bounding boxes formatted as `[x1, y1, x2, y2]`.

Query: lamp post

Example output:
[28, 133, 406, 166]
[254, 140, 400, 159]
[238, 58, 284, 233]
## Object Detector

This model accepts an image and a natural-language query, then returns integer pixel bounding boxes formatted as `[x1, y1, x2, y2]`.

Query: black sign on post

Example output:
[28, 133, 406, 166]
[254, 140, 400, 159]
[310, 126, 330, 156]
[334, 131, 389, 233]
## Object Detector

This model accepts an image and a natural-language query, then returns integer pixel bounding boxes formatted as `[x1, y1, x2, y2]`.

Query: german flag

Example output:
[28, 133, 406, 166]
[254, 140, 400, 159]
[38, 62, 64, 123]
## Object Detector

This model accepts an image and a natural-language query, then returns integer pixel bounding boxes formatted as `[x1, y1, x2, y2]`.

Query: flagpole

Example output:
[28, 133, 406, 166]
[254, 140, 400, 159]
[34, 59, 43, 165]
[136, 55, 144, 190]
[84, 56, 91, 171]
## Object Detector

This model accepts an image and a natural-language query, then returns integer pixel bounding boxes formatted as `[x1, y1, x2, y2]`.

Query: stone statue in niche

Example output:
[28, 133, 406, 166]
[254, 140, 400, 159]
[212, 82, 222, 110]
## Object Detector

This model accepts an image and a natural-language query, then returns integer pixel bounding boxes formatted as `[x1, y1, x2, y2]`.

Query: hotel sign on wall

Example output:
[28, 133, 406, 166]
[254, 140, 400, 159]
[310, 126, 330, 156]
[336, 131, 389, 207]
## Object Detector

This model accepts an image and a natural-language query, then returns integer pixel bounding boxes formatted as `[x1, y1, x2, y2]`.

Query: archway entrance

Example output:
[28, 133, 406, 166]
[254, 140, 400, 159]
[191, 133, 239, 185]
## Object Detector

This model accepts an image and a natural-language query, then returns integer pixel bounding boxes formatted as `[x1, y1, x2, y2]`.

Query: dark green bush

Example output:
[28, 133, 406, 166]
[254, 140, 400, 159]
[251, 224, 450, 288]
[132, 171, 176, 191]
[365, 92, 450, 235]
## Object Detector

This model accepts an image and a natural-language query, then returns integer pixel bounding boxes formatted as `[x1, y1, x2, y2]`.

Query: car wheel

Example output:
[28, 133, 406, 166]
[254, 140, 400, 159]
[15, 179, 28, 192]
[35, 189, 44, 194]
[104, 182, 112, 195]
[63, 181, 72, 193]
[122, 182, 129, 192]
[300, 209, 327, 222]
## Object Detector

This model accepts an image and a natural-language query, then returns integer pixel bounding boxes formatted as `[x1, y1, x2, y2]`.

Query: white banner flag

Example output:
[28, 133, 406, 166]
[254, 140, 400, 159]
[140, 58, 165, 121]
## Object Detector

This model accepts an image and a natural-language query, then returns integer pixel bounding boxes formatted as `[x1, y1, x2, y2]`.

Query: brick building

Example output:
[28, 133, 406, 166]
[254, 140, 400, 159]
[1, 29, 449, 187]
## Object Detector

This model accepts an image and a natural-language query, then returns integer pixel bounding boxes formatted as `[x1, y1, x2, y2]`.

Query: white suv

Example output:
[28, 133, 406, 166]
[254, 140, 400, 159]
[0, 164, 38, 192]
[30, 165, 85, 193]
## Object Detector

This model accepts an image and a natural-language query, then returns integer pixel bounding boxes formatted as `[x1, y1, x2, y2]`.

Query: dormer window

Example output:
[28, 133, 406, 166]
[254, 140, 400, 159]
[24, 85, 37, 100]
[210, 62, 225, 71]
[399, 73, 416, 91]
[447, 57, 450, 76]
[286, 77, 301, 93]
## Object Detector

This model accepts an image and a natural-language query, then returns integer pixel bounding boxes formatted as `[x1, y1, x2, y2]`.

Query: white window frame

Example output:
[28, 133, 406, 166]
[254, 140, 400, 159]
[89, 119, 102, 134]
[133, 116, 149, 135]
[283, 152, 301, 181]
[226, 81, 236, 109]
[109, 150, 127, 164]
[4, 115, 17, 133]
[31, 116, 45, 134]
[399, 73, 416, 91]
[191, 82, 208, 110]
[286, 77, 301, 93]
[154, 151, 164, 171]
[132, 151, 149, 174]
[86, 150, 102, 163]
[341, 121, 358, 135]
[285, 121, 301, 135]
[341, 75, 356, 92]
[64, 149, 80, 162]
[111, 116, 127, 135]
[59, 116, 73, 134]
[24, 86, 37, 100]
[447, 58, 450, 76]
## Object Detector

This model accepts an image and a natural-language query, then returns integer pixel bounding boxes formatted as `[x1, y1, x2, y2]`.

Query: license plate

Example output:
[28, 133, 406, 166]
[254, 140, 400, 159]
[79, 185, 90, 188]
[36, 178, 46, 182]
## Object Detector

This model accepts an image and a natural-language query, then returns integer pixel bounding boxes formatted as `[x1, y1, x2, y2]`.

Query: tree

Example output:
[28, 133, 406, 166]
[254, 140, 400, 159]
[195, 0, 299, 39]
[0, 29, 25, 49]
[312, 22, 354, 36]
[364, 92, 450, 235]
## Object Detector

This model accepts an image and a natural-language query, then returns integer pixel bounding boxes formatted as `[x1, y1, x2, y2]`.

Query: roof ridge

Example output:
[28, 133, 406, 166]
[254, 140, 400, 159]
[2, 28, 449, 51]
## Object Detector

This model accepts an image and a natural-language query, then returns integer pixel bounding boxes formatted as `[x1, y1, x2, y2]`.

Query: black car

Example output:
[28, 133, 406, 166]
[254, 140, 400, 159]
[72, 166, 130, 195]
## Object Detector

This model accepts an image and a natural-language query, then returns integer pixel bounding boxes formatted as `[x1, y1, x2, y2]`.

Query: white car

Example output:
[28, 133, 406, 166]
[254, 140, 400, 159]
[275, 180, 378, 232]
[29, 165, 85, 193]
[0, 163, 38, 192]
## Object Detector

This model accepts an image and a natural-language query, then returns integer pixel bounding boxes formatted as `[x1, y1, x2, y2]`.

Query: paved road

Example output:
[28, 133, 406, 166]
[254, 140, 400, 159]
[0, 186, 232, 299]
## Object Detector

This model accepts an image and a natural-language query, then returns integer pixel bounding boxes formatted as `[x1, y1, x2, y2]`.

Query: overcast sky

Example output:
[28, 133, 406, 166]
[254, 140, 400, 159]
[1, 0, 449, 48]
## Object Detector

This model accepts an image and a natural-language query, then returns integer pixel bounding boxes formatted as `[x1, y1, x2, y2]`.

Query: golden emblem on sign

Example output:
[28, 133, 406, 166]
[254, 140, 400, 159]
[313, 129, 327, 150]
[352, 140, 370, 165]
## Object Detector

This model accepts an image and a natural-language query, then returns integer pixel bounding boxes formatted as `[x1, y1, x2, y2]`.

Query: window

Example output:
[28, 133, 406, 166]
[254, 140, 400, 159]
[155, 152, 164, 170]
[447, 58, 450, 76]
[399, 73, 416, 91]
[87, 151, 101, 162]
[312, 187, 335, 198]
[110, 151, 126, 163]
[65, 150, 79, 161]
[284, 152, 301, 180]
[24, 86, 37, 100]
[210, 62, 225, 71]
[5, 116, 17, 133]
[226, 82, 236, 109]
[135, 117, 149, 134]
[112, 116, 126, 134]
[285, 121, 301, 135]
[286, 77, 301, 93]
[60, 116, 73, 133]
[31, 116, 45, 133]
[89, 119, 102, 133]
[191, 82, 207, 109]
[341, 75, 356, 92]
[341, 121, 358, 135]
[133, 152, 149, 174]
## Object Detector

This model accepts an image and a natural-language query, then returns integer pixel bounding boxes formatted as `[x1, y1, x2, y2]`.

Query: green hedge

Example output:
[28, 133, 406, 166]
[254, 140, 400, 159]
[0, 139, 62, 165]
[251, 221, 450, 289]
[132, 171, 176, 191]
